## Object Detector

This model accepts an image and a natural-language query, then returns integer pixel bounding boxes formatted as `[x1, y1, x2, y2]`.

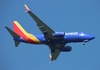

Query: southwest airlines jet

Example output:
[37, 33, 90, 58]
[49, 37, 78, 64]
[5, 4, 95, 62]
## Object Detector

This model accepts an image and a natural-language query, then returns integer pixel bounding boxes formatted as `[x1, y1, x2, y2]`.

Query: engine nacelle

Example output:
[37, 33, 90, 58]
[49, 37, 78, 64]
[53, 32, 65, 37]
[60, 46, 72, 52]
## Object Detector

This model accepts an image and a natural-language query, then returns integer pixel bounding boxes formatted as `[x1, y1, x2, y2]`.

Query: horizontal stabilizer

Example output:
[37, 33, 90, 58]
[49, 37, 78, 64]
[5, 26, 20, 38]
[5, 26, 20, 47]
[15, 41, 20, 47]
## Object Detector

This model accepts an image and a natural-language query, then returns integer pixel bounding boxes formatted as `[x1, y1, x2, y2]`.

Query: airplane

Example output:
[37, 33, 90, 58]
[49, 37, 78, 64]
[5, 4, 95, 62]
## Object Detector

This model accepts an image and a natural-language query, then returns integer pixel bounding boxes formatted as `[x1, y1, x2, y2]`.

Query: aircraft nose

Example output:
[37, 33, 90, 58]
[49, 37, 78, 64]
[89, 36, 95, 40]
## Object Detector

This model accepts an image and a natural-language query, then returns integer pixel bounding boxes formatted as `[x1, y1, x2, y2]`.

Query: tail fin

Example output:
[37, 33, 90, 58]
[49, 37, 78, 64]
[12, 21, 28, 38]
[5, 26, 20, 47]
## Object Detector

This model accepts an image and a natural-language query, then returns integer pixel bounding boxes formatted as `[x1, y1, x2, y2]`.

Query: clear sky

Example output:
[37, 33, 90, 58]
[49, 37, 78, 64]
[1, 0, 100, 70]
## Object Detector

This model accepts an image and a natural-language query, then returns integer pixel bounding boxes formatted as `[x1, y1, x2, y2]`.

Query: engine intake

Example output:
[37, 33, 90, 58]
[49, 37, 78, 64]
[53, 32, 65, 37]
[60, 46, 72, 52]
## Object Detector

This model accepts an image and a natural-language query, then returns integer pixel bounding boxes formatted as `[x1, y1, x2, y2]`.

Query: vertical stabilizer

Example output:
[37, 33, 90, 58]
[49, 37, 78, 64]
[13, 21, 28, 38]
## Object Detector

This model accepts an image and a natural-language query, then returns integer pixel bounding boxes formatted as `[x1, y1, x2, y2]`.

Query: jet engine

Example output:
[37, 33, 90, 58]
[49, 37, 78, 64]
[53, 32, 65, 37]
[60, 46, 72, 52]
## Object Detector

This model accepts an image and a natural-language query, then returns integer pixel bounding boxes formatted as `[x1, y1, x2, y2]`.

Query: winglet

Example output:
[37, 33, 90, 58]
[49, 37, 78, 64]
[49, 54, 53, 62]
[24, 4, 30, 12]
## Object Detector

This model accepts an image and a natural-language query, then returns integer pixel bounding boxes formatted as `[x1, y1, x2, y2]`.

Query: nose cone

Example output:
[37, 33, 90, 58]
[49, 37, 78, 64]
[89, 36, 95, 40]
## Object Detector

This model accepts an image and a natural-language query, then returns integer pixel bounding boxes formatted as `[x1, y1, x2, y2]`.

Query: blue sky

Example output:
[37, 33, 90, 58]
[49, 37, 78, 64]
[1, 0, 100, 70]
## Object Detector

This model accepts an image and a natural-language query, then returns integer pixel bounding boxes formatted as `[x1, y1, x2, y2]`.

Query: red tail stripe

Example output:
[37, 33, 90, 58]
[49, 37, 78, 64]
[13, 22, 37, 44]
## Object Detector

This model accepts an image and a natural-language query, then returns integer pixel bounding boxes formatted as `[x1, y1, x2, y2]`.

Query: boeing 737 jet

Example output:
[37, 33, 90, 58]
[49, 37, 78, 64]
[5, 4, 95, 62]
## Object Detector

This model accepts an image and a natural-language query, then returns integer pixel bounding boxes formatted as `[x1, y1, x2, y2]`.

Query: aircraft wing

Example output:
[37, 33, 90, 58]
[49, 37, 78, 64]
[24, 4, 54, 39]
[50, 49, 60, 61]
[49, 43, 66, 61]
